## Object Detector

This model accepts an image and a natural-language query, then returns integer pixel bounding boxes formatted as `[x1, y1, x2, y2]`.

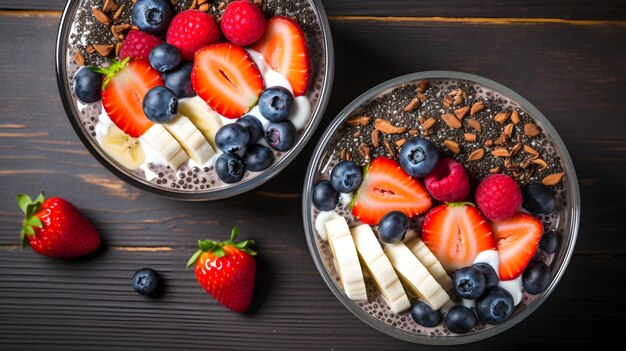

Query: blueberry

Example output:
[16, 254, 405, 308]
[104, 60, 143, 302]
[215, 124, 250, 153]
[132, 268, 162, 297]
[244, 144, 274, 172]
[444, 305, 476, 334]
[475, 286, 515, 324]
[330, 161, 362, 193]
[472, 262, 499, 290]
[132, 0, 172, 34]
[215, 153, 246, 183]
[312, 180, 339, 211]
[164, 62, 195, 98]
[539, 230, 559, 254]
[399, 137, 439, 177]
[522, 183, 556, 215]
[264, 121, 296, 151]
[377, 211, 409, 243]
[259, 86, 294, 122]
[142, 86, 178, 123]
[73, 67, 102, 103]
[410, 300, 441, 327]
[149, 43, 181, 72]
[237, 115, 264, 146]
[453, 266, 487, 299]
[522, 261, 551, 294]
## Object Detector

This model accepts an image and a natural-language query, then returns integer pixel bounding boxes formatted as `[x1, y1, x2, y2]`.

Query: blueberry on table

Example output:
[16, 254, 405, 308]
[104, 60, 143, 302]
[522, 183, 556, 215]
[132, 268, 162, 297]
[73, 67, 102, 103]
[259, 86, 294, 122]
[330, 161, 362, 193]
[475, 286, 515, 324]
[539, 230, 559, 254]
[264, 121, 296, 151]
[445, 305, 476, 334]
[399, 137, 439, 178]
[132, 0, 172, 34]
[377, 211, 409, 243]
[472, 262, 499, 290]
[149, 43, 181, 72]
[164, 62, 195, 98]
[453, 266, 487, 299]
[142, 86, 178, 123]
[522, 261, 551, 294]
[237, 115, 264, 146]
[244, 144, 274, 172]
[410, 300, 441, 327]
[215, 124, 250, 153]
[215, 153, 246, 184]
[312, 180, 339, 211]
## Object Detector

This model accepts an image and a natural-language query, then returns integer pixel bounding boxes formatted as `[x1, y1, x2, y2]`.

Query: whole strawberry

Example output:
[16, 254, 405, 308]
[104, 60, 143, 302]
[17, 191, 101, 258]
[187, 227, 256, 313]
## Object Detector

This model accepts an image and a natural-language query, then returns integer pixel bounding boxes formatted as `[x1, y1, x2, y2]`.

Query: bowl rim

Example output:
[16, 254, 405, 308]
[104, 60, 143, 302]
[302, 71, 580, 345]
[55, 0, 334, 201]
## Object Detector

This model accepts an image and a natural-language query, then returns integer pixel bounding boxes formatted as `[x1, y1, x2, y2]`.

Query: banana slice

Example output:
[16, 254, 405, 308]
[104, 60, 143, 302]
[140, 124, 188, 169]
[100, 124, 145, 170]
[351, 224, 410, 313]
[406, 237, 454, 292]
[383, 241, 450, 310]
[164, 114, 215, 164]
[177, 96, 223, 150]
[325, 217, 367, 302]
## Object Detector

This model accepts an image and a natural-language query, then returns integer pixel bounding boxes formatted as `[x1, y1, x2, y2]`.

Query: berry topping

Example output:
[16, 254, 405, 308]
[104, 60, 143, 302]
[237, 115, 264, 146]
[491, 212, 543, 280]
[539, 230, 559, 253]
[142, 86, 178, 123]
[475, 286, 514, 325]
[131, 268, 162, 297]
[73, 67, 102, 103]
[453, 266, 487, 299]
[352, 157, 432, 225]
[377, 211, 409, 243]
[399, 137, 439, 178]
[215, 123, 250, 153]
[259, 86, 294, 122]
[424, 158, 470, 202]
[522, 261, 551, 294]
[149, 43, 181, 72]
[215, 153, 246, 184]
[410, 300, 442, 327]
[164, 62, 195, 98]
[445, 305, 476, 334]
[244, 144, 274, 172]
[330, 161, 362, 193]
[131, 0, 173, 35]
[312, 180, 339, 211]
[220, 0, 266, 46]
[119, 30, 162, 61]
[264, 120, 296, 151]
[522, 182, 556, 215]
[472, 262, 499, 290]
[166, 10, 220, 61]
[476, 174, 523, 221]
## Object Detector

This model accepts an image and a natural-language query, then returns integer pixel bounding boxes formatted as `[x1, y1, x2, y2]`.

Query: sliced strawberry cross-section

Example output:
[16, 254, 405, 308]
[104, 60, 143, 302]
[491, 212, 543, 280]
[192, 43, 264, 119]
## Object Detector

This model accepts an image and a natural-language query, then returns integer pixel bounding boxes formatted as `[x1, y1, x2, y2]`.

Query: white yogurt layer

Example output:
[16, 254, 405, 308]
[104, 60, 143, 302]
[462, 249, 523, 307]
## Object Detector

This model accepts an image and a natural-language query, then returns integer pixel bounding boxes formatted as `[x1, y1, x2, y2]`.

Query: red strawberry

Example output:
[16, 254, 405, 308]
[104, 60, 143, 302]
[252, 16, 310, 96]
[491, 212, 543, 280]
[187, 227, 256, 313]
[421, 203, 496, 271]
[17, 191, 101, 258]
[119, 30, 162, 61]
[166, 10, 220, 61]
[192, 43, 264, 119]
[352, 157, 432, 225]
[94, 59, 163, 137]
[220, 0, 266, 46]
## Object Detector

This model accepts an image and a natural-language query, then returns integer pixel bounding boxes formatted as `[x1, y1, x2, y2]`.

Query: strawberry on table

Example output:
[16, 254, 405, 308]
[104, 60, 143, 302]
[351, 157, 432, 225]
[17, 191, 101, 258]
[187, 226, 256, 313]
[491, 212, 543, 280]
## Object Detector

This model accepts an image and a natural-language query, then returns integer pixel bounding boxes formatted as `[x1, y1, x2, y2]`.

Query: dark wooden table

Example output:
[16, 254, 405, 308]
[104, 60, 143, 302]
[1, 1, 625, 349]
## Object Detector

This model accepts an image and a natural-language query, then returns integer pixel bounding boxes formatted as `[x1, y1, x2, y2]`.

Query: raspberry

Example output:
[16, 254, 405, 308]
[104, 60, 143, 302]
[220, 0, 266, 46]
[119, 30, 161, 61]
[166, 10, 220, 61]
[424, 158, 470, 202]
[475, 174, 522, 221]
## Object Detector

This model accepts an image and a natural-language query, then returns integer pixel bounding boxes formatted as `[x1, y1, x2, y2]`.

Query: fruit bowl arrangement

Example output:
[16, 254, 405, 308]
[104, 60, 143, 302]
[56, 0, 333, 200]
[303, 71, 580, 344]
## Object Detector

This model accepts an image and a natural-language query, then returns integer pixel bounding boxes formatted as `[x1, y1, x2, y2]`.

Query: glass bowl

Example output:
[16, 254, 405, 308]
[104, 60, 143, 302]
[56, 0, 333, 200]
[302, 71, 580, 344]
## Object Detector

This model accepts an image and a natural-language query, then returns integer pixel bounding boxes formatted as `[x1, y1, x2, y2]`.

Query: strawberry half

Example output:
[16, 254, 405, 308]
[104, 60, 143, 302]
[352, 157, 432, 225]
[421, 203, 496, 271]
[94, 59, 164, 138]
[252, 16, 310, 96]
[192, 43, 264, 119]
[491, 212, 543, 280]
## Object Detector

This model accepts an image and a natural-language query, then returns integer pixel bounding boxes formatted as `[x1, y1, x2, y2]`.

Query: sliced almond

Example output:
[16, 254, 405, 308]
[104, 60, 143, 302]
[523, 145, 539, 157]
[467, 118, 481, 133]
[470, 101, 484, 116]
[346, 115, 371, 126]
[86, 45, 95, 54]
[504, 157, 513, 169]
[453, 94, 463, 106]
[442, 113, 462, 129]
[92, 8, 110, 25]
[218, 2, 226, 10]
[444, 140, 460, 154]
[199, 3, 209, 11]
[484, 139, 493, 147]
[188, 0, 198, 9]
[421, 117, 436, 130]
[111, 23, 131, 39]
[489, 166, 501, 173]
[340, 148, 350, 161]
[74, 51, 86, 66]
[531, 158, 548, 170]
[359, 143, 371, 160]
[442, 95, 452, 108]
[494, 132, 507, 146]
[504, 123, 514, 137]
[252, 0, 261, 5]
[375, 118, 406, 134]
[467, 148, 484, 161]
[383, 137, 395, 157]
[395, 139, 407, 147]
[113, 4, 125, 21]
[417, 92, 427, 102]
[417, 80, 428, 93]
[418, 115, 425, 124]
[353, 130, 361, 138]
[494, 111, 511, 124]
[408, 129, 419, 136]
[491, 147, 511, 157]
[115, 42, 122, 57]
[454, 106, 470, 120]
[404, 97, 420, 112]
[511, 110, 520, 124]
[524, 123, 540, 137]
[103, 0, 118, 13]
[371, 129, 380, 148]
[464, 133, 476, 142]
[511, 142, 522, 156]
[422, 128, 434, 137]
[93, 44, 114, 57]
[542, 173, 565, 186]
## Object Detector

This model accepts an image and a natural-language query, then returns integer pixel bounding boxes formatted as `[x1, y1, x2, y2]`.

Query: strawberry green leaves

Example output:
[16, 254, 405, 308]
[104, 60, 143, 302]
[16, 191, 45, 248]
[186, 226, 256, 268]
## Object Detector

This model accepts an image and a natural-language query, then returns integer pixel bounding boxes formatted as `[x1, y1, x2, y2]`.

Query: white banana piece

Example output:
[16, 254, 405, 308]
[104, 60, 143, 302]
[405, 237, 453, 292]
[140, 124, 188, 169]
[351, 224, 410, 313]
[164, 114, 215, 165]
[177, 96, 223, 150]
[100, 123, 145, 170]
[325, 217, 368, 302]
[383, 241, 450, 310]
